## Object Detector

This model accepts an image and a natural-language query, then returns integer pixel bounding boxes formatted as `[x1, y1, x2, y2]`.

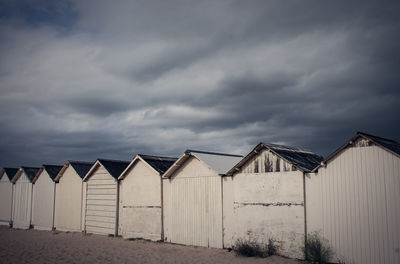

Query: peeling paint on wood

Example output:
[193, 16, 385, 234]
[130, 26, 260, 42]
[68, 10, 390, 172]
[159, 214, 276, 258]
[234, 202, 304, 208]
[240, 149, 293, 174]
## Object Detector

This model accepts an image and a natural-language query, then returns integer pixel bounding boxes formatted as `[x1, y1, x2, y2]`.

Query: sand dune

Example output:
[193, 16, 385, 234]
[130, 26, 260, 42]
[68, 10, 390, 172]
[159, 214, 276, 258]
[0, 226, 300, 264]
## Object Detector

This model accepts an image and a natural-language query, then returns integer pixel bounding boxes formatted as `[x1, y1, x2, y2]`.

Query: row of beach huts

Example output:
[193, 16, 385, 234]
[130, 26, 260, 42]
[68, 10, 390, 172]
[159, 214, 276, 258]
[0, 131, 399, 264]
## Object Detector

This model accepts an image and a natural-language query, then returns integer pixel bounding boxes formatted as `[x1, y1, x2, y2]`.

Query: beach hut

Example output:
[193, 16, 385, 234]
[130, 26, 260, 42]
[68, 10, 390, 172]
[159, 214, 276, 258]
[306, 132, 400, 264]
[118, 154, 177, 241]
[11, 167, 40, 229]
[83, 159, 129, 236]
[162, 150, 243, 248]
[0, 168, 18, 226]
[54, 161, 92, 232]
[224, 143, 323, 259]
[31, 165, 63, 231]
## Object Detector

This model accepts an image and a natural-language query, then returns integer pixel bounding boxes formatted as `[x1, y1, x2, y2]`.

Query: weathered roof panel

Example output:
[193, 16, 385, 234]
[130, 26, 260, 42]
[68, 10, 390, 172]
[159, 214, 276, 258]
[358, 132, 400, 157]
[98, 159, 130, 179]
[2, 168, 19, 181]
[69, 161, 93, 179]
[43, 165, 64, 181]
[21, 167, 41, 182]
[227, 142, 323, 175]
[265, 143, 324, 172]
[139, 154, 178, 174]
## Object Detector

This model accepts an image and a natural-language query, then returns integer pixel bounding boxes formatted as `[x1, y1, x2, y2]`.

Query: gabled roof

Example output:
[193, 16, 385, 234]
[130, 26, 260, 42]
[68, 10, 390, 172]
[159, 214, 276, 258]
[119, 154, 178, 179]
[69, 161, 93, 179]
[139, 154, 178, 174]
[358, 132, 400, 157]
[227, 142, 323, 175]
[84, 159, 130, 181]
[32, 165, 63, 183]
[163, 149, 243, 178]
[54, 160, 93, 182]
[0, 168, 19, 181]
[13, 167, 41, 183]
[313, 131, 400, 172]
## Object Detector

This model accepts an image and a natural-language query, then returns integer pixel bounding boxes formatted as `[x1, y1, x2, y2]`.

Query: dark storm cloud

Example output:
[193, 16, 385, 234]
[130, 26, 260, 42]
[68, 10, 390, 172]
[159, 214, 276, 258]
[0, 0, 400, 168]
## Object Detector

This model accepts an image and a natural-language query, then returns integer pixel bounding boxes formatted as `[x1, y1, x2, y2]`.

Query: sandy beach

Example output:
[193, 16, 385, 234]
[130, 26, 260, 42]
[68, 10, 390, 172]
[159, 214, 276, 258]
[0, 226, 301, 264]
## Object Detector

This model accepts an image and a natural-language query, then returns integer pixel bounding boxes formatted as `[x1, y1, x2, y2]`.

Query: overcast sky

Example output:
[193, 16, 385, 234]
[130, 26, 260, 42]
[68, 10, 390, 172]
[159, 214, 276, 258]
[1, 0, 399, 168]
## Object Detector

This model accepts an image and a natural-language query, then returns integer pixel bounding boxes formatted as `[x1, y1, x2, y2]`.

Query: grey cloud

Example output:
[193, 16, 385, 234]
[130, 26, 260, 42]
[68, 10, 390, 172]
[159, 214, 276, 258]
[1, 0, 400, 168]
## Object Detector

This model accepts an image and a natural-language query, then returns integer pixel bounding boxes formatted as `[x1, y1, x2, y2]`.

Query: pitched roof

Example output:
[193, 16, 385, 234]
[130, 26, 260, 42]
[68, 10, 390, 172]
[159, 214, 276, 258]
[163, 149, 243, 178]
[1, 168, 19, 181]
[138, 154, 178, 174]
[97, 159, 130, 179]
[357, 132, 400, 157]
[227, 142, 323, 175]
[19, 167, 41, 182]
[69, 161, 93, 179]
[313, 131, 400, 172]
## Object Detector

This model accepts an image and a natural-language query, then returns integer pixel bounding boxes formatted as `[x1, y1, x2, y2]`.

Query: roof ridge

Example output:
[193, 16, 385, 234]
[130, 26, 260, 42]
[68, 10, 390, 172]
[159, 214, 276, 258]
[357, 131, 398, 144]
[138, 154, 178, 160]
[185, 149, 243, 157]
[68, 160, 93, 164]
[98, 158, 130, 163]
[262, 142, 315, 154]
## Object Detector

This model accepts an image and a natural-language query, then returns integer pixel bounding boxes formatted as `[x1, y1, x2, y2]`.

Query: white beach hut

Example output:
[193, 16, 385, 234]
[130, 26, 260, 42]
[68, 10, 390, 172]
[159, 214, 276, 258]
[306, 132, 400, 264]
[224, 143, 323, 259]
[12, 167, 40, 229]
[118, 154, 177, 241]
[162, 150, 243, 248]
[54, 161, 93, 232]
[31, 165, 63, 231]
[83, 159, 129, 236]
[0, 168, 18, 226]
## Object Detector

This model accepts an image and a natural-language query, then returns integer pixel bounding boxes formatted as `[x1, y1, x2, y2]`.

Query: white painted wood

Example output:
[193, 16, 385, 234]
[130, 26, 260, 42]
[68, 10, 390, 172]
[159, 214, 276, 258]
[164, 156, 223, 248]
[224, 171, 305, 259]
[85, 164, 118, 236]
[306, 145, 400, 264]
[119, 159, 162, 241]
[12, 172, 32, 229]
[54, 165, 84, 232]
[32, 170, 55, 231]
[0, 174, 13, 225]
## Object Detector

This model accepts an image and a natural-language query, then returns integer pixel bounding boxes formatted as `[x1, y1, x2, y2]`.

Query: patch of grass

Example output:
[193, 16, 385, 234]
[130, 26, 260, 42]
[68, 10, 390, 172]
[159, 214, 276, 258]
[304, 232, 333, 264]
[267, 238, 277, 256]
[233, 238, 278, 258]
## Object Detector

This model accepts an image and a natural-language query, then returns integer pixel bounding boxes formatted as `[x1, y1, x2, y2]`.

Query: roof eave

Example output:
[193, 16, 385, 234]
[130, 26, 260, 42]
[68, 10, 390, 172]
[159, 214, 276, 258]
[83, 160, 102, 182]
[162, 152, 191, 178]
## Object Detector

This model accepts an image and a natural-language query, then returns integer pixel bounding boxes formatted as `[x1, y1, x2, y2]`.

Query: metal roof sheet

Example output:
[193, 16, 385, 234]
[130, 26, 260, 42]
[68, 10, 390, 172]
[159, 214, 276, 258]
[188, 150, 243, 175]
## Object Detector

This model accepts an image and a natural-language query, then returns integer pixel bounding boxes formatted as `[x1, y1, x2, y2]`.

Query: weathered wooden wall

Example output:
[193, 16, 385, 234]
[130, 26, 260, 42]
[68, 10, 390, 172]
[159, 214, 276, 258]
[54, 166, 84, 232]
[32, 170, 55, 230]
[119, 160, 162, 241]
[0, 174, 13, 225]
[163, 156, 223, 248]
[306, 143, 400, 264]
[239, 148, 296, 173]
[12, 172, 32, 229]
[223, 170, 305, 259]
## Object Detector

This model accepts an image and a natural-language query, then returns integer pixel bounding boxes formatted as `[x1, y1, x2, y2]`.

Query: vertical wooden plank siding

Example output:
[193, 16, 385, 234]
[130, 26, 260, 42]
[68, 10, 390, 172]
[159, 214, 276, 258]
[306, 145, 400, 264]
[0, 176, 13, 224]
[32, 171, 55, 230]
[85, 166, 117, 236]
[164, 175, 223, 248]
[54, 167, 84, 232]
[12, 173, 32, 229]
